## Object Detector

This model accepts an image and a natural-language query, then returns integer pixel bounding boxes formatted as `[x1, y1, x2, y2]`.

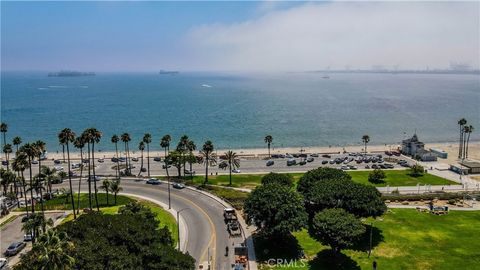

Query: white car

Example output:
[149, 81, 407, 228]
[232, 169, 241, 173]
[54, 166, 64, 171]
[0, 257, 7, 269]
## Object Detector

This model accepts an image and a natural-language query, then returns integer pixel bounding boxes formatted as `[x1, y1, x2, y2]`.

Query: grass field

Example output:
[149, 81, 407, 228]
[191, 170, 455, 189]
[17, 193, 134, 211]
[257, 209, 480, 270]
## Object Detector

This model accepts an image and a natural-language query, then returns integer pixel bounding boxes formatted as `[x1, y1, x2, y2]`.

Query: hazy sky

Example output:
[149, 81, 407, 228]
[2, 1, 479, 72]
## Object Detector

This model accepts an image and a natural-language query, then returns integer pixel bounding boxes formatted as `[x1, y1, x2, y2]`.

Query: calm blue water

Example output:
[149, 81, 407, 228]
[1, 71, 479, 152]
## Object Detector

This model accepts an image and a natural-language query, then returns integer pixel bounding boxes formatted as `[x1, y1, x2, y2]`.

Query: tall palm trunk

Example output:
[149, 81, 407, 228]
[21, 172, 29, 217]
[66, 143, 76, 219]
[458, 126, 463, 158]
[138, 150, 144, 177]
[124, 142, 128, 174]
[38, 185, 45, 216]
[463, 133, 468, 160]
[77, 148, 84, 214]
[87, 142, 92, 209]
[466, 131, 471, 159]
[268, 143, 271, 158]
[229, 162, 232, 186]
[204, 157, 209, 185]
[28, 157, 35, 214]
[92, 142, 100, 211]
[147, 144, 150, 177]
[114, 142, 119, 179]
[105, 188, 109, 206]
[62, 144, 65, 163]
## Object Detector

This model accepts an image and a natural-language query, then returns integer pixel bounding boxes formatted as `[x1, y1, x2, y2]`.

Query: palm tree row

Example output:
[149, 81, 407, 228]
[457, 118, 475, 160]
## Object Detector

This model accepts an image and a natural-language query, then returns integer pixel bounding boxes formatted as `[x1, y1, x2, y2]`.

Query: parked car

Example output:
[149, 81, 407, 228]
[153, 157, 161, 162]
[54, 166, 64, 171]
[287, 159, 296, 166]
[162, 164, 171, 169]
[322, 154, 331, 158]
[131, 157, 139, 162]
[87, 176, 101, 182]
[98, 158, 104, 163]
[341, 165, 349, 170]
[146, 178, 160, 185]
[0, 257, 7, 269]
[184, 169, 195, 175]
[385, 163, 394, 169]
[23, 234, 33, 242]
[54, 159, 61, 164]
[365, 165, 370, 169]
[232, 169, 241, 173]
[119, 157, 126, 162]
[173, 183, 185, 189]
[348, 165, 357, 170]
[310, 153, 319, 157]
[140, 168, 147, 172]
[321, 160, 328, 164]
[299, 160, 307, 166]
[71, 163, 80, 169]
[111, 157, 118, 162]
[31, 160, 38, 165]
[266, 160, 274, 166]
[1, 161, 8, 166]
[4, 242, 26, 256]
[306, 157, 314, 162]
[285, 154, 293, 158]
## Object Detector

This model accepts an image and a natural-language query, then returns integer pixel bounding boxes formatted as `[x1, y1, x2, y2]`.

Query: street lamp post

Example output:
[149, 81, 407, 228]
[177, 208, 190, 251]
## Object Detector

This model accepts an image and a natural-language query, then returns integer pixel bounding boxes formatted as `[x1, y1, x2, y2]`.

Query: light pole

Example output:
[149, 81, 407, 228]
[177, 208, 190, 251]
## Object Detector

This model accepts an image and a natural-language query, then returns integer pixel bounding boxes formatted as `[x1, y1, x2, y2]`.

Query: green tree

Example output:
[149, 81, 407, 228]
[223, 150, 240, 186]
[87, 128, 102, 211]
[186, 140, 196, 179]
[20, 143, 39, 214]
[410, 164, 424, 177]
[121, 133, 131, 175]
[12, 152, 29, 214]
[311, 208, 366, 254]
[59, 128, 77, 218]
[111, 134, 120, 179]
[177, 135, 190, 177]
[3, 143, 12, 171]
[368, 169, 386, 184]
[200, 141, 216, 185]
[138, 141, 145, 176]
[74, 136, 85, 214]
[160, 134, 171, 157]
[143, 133, 152, 177]
[261, 172, 293, 188]
[458, 118, 467, 158]
[40, 165, 57, 195]
[297, 167, 351, 199]
[264, 135, 273, 158]
[100, 179, 111, 206]
[0, 122, 7, 149]
[109, 180, 123, 205]
[12, 136, 22, 155]
[244, 183, 307, 236]
[362, 135, 370, 154]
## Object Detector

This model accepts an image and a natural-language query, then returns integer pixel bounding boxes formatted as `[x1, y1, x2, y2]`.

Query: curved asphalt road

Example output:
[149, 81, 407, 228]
[60, 178, 232, 270]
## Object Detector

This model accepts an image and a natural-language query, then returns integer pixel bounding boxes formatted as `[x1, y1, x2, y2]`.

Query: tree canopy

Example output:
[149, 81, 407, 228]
[310, 208, 366, 253]
[261, 172, 294, 188]
[244, 183, 307, 236]
[297, 167, 352, 202]
[368, 169, 386, 184]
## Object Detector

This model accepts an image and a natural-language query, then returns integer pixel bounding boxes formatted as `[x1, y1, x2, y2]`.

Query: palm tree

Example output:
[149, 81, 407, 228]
[12, 152, 28, 213]
[81, 130, 93, 209]
[29, 176, 46, 215]
[1, 122, 7, 154]
[58, 128, 77, 219]
[264, 135, 273, 158]
[3, 144, 12, 171]
[12, 136, 22, 156]
[186, 140, 196, 180]
[138, 141, 145, 176]
[109, 180, 122, 205]
[200, 140, 216, 185]
[22, 213, 53, 243]
[143, 133, 152, 177]
[462, 125, 469, 159]
[41, 166, 57, 195]
[73, 136, 85, 214]
[121, 133, 131, 175]
[100, 179, 111, 206]
[34, 140, 46, 179]
[0, 169, 15, 196]
[362, 135, 370, 154]
[465, 125, 474, 159]
[458, 118, 467, 158]
[224, 150, 240, 186]
[111, 135, 120, 179]
[32, 230, 75, 269]
[20, 143, 39, 214]
[177, 135, 190, 177]
[87, 128, 102, 211]
[161, 134, 171, 157]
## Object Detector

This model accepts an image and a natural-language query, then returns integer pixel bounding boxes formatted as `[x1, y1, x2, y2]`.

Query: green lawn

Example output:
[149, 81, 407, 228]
[257, 209, 480, 270]
[191, 170, 455, 189]
[17, 193, 134, 211]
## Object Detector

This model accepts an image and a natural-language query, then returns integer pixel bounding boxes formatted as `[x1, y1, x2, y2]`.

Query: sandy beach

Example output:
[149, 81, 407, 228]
[39, 141, 480, 164]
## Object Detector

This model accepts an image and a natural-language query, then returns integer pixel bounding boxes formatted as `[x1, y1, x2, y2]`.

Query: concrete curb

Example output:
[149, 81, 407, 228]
[121, 192, 188, 252]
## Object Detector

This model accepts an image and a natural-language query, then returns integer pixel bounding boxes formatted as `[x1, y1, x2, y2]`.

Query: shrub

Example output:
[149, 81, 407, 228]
[261, 173, 293, 188]
[368, 169, 386, 184]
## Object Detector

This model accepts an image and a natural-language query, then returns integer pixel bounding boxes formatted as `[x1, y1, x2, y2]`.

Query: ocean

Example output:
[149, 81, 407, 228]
[1, 71, 479, 152]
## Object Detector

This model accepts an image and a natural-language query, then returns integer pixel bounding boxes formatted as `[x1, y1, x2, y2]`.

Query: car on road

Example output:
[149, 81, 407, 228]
[173, 183, 185, 189]
[146, 178, 161, 185]
[341, 165, 349, 170]
[162, 164, 172, 169]
[1, 161, 8, 166]
[287, 159, 296, 166]
[4, 242, 26, 256]
[24, 234, 33, 242]
[153, 157, 161, 162]
[321, 160, 328, 164]
[54, 159, 61, 164]
[140, 168, 147, 172]
[31, 160, 38, 164]
[184, 169, 195, 175]
[132, 157, 139, 162]
[322, 154, 331, 158]
[0, 257, 7, 269]
[98, 158, 104, 163]
[54, 166, 64, 171]
[87, 176, 101, 182]
[266, 160, 274, 166]
[306, 157, 314, 162]
[232, 169, 241, 173]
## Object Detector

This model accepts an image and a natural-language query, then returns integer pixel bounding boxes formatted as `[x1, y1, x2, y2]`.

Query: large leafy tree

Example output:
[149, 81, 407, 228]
[297, 167, 351, 199]
[264, 135, 273, 158]
[244, 183, 307, 237]
[200, 140, 216, 185]
[58, 128, 77, 218]
[261, 172, 293, 188]
[310, 208, 366, 254]
[142, 133, 152, 177]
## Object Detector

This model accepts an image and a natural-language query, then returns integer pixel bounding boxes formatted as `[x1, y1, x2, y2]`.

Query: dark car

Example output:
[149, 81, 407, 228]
[54, 159, 61, 164]
[1, 160, 8, 166]
[266, 160, 274, 166]
[321, 160, 328, 164]
[4, 242, 26, 256]
[146, 178, 161, 185]
[141, 168, 147, 172]
[173, 183, 185, 189]
[322, 154, 331, 158]
[111, 157, 119, 162]
[153, 157, 161, 162]
[87, 175, 101, 182]
[306, 157, 314, 162]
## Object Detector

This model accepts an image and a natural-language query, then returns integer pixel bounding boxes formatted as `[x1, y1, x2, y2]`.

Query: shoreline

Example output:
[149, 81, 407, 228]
[38, 141, 480, 164]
